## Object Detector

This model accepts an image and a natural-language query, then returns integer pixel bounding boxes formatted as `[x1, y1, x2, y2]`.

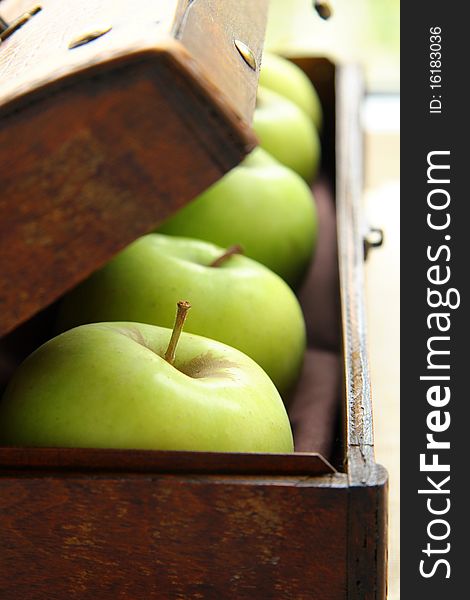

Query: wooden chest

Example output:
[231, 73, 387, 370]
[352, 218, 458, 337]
[0, 1, 388, 598]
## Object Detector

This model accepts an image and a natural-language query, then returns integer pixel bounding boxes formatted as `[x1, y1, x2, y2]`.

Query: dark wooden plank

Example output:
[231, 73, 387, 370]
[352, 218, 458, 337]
[347, 448, 389, 600]
[0, 446, 336, 476]
[0, 473, 348, 599]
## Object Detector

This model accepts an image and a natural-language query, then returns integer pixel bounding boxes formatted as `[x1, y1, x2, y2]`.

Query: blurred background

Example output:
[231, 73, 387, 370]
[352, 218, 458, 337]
[265, 0, 399, 91]
[265, 1, 400, 598]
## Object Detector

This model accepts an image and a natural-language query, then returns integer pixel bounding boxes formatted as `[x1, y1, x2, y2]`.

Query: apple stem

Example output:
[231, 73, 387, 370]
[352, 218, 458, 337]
[209, 245, 244, 268]
[164, 300, 191, 366]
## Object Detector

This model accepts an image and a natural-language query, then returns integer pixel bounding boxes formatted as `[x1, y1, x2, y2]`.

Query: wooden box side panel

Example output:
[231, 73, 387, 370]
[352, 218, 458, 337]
[333, 63, 389, 599]
[0, 475, 348, 599]
[347, 455, 389, 599]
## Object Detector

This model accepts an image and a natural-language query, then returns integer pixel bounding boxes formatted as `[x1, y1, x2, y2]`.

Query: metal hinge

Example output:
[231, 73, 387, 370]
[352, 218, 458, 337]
[0, 5, 41, 43]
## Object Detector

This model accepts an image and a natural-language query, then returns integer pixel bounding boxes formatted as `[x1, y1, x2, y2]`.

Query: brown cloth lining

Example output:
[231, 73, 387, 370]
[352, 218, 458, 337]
[288, 176, 342, 458]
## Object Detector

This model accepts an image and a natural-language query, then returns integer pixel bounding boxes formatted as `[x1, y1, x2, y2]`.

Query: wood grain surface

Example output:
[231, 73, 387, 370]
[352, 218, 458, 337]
[0, 446, 335, 477]
[0, 474, 348, 599]
[0, 0, 266, 337]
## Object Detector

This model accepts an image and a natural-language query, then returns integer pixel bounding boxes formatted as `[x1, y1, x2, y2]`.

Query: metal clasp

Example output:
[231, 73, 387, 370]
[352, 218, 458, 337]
[0, 5, 42, 43]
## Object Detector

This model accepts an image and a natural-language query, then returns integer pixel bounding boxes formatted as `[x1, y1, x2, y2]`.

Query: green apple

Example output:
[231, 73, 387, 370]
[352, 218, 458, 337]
[253, 86, 321, 183]
[259, 52, 323, 131]
[157, 148, 317, 288]
[0, 309, 294, 452]
[57, 234, 306, 398]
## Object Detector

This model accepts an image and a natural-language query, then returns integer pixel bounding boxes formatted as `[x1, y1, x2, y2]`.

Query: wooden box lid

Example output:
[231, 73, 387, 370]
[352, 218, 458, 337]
[0, 0, 268, 337]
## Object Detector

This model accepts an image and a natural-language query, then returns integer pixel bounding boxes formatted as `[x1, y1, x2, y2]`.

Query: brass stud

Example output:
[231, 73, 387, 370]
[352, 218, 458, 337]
[234, 39, 257, 71]
[0, 5, 42, 42]
[314, 1, 333, 20]
[69, 26, 112, 49]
